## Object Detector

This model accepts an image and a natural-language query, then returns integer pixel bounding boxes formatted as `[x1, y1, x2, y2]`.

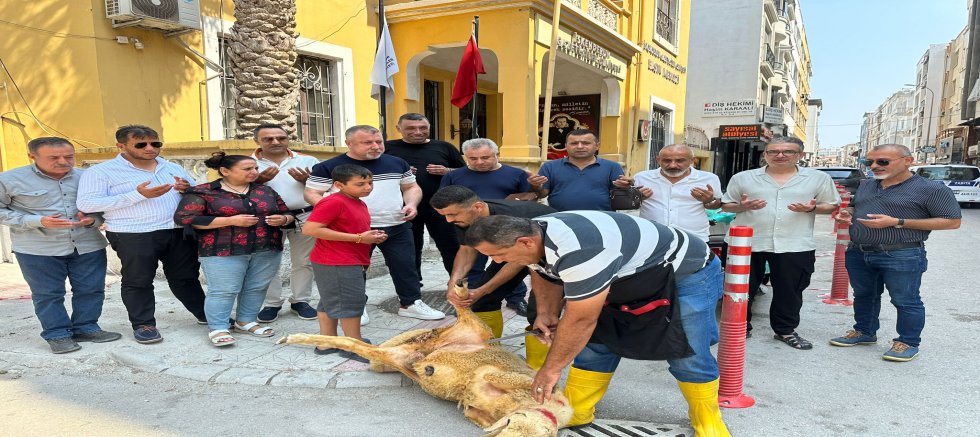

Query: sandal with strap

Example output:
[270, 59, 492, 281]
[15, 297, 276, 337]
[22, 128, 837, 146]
[209, 330, 236, 347]
[775, 332, 813, 350]
[233, 321, 275, 337]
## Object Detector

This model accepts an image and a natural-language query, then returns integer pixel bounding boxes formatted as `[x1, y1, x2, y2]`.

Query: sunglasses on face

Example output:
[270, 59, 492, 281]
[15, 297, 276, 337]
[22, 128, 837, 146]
[134, 141, 163, 149]
[862, 159, 892, 166]
[764, 150, 800, 156]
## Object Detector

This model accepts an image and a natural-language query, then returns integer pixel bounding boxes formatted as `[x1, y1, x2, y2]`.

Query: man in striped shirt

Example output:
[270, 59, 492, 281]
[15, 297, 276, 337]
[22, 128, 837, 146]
[831, 144, 960, 362]
[77, 125, 207, 344]
[465, 211, 730, 436]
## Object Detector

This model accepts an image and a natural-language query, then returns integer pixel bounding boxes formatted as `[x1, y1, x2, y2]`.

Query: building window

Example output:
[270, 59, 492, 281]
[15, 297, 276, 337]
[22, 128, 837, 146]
[655, 0, 679, 48]
[218, 37, 237, 140]
[296, 56, 338, 146]
[649, 108, 670, 168]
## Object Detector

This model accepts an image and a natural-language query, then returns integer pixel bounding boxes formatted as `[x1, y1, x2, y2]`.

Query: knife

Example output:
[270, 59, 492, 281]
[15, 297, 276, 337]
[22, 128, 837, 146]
[485, 328, 544, 344]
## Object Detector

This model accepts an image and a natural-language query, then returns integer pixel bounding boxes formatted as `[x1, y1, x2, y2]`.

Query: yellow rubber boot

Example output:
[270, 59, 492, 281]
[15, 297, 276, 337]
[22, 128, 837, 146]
[676, 379, 732, 437]
[474, 309, 504, 338]
[563, 366, 614, 427]
[524, 326, 550, 370]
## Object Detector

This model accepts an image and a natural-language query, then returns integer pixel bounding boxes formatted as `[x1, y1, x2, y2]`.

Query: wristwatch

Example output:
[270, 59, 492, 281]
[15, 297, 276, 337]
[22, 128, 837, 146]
[895, 218, 905, 229]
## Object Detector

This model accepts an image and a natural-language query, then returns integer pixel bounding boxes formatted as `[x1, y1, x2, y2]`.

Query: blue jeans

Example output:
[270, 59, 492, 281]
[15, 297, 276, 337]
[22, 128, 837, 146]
[372, 222, 422, 306]
[573, 257, 724, 383]
[16, 249, 108, 340]
[200, 250, 282, 331]
[846, 247, 927, 347]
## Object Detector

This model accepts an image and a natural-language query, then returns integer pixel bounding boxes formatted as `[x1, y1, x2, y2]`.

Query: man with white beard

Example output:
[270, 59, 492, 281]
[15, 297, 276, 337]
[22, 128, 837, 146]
[615, 144, 722, 242]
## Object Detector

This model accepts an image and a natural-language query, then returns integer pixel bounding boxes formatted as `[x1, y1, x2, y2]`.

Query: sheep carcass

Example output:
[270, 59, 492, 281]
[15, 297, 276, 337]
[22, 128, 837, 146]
[278, 282, 572, 436]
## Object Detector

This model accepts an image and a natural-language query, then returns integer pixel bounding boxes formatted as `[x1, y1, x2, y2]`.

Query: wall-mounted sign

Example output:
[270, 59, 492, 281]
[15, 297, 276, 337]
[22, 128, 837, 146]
[703, 99, 757, 117]
[642, 42, 687, 85]
[637, 119, 651, 141]
[719, 124, 765, 140]
[556, 32, 623, 77]
[538, 94, 601, 160]
[762, 106, 784, 124]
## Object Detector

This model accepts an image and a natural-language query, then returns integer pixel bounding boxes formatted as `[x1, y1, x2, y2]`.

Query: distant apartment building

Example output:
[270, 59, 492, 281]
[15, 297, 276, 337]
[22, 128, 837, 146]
[911, 44, 948, 158]
[685, 0, 812, 186]
[939, 26, 970, 164]
[863, 89, 916, 160]
[803, 98, 822, 165]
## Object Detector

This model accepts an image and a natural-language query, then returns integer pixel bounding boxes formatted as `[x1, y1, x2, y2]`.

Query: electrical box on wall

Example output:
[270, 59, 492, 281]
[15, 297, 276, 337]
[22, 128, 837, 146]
[105, 0, 202, 32]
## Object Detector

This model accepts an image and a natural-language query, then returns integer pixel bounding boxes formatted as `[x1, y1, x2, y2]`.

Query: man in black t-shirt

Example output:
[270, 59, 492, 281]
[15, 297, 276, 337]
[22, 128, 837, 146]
[430, 185, 556, 370]
[385, 113, 467, 282]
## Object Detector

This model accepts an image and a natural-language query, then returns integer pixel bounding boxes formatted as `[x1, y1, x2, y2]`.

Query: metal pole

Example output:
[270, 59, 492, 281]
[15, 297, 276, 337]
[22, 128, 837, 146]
[378, 0, 388, 140]
[471, 16, 479, 139]
[540, 0, 562, 163]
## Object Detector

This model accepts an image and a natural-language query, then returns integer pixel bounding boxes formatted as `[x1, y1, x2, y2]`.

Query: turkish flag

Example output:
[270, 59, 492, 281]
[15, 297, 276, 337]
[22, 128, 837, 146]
[450, 35, 486, 108]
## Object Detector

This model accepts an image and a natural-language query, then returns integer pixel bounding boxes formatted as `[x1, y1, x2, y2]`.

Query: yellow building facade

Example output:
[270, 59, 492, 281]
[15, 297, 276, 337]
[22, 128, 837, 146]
[1, 0, 689, 175]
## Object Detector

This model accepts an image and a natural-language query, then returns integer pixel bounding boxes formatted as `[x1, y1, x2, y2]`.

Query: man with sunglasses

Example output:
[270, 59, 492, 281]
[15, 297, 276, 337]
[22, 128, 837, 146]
[830, 144, 960, 362]
[78, 125, 206, 344]
[721, 136, 839, 350]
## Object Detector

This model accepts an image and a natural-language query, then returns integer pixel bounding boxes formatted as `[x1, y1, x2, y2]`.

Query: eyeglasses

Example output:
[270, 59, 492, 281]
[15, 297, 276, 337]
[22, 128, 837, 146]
[764, 150, 800, 156]
[134, 141, 163, 149]
[861, 159, 892, 166]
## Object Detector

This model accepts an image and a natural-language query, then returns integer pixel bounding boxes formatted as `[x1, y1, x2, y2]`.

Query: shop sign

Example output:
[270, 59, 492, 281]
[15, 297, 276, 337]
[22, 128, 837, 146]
[703, 99, 757, 117]
[762, 106, 784, 124]
[719, 124, 766, 140]
[556, 32, 623, 77]
[538, 94, 602, 160]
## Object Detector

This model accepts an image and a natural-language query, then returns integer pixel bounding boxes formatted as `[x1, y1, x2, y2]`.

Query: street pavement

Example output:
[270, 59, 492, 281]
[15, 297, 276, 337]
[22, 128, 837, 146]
[2, 210, 980, 436]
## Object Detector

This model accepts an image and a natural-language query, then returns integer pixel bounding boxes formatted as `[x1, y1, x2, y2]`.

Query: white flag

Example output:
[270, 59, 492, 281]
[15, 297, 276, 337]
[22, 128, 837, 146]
[370, 14, 399, 103]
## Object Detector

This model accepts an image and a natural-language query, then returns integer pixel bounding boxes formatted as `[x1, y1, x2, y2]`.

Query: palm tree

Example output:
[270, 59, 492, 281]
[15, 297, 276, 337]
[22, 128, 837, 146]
[227, 0, 299, 139]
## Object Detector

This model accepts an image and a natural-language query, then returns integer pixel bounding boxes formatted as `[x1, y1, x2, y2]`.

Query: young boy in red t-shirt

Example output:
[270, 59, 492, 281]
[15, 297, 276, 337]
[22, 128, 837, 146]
[302, 164, 387, 360]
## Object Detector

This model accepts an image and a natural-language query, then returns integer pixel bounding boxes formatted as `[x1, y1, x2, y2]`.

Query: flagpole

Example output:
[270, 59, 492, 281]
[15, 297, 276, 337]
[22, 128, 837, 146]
[471, 16, 480, 139]
[540, 0, 562, 163]
[378, 0, 388, 140]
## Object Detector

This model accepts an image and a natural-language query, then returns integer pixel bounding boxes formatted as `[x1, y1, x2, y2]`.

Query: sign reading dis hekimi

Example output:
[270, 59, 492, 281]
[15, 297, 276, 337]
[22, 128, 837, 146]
[703, 99, 757, 117]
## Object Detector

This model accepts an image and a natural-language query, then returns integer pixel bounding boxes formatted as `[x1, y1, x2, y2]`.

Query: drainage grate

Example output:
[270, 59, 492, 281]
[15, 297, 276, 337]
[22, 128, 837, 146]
[378, 290, 457, 316]
[559, 419, 691, 437]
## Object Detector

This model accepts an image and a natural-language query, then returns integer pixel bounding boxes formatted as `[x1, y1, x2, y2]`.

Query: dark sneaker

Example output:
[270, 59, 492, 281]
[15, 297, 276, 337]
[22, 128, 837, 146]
[47, 337, 81, 354]
[290, 302, 317, 320]
[506, 300, 529, 317]
[338, 338, 371, 363]
[257, 306, 281, 323]
[829, 330, 877, 347]
[883, 341, 919, 362]
[133, 325, 163, 344]
[313, 346, 339, 355]
[72, 330, 122, 343]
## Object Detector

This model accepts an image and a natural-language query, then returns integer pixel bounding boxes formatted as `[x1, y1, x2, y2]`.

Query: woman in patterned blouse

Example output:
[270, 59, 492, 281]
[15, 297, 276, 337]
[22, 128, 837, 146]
[175, 152, 295, 347]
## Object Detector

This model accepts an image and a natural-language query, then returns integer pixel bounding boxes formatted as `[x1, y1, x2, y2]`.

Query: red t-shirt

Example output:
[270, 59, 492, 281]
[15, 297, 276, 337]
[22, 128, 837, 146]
[307, 193, 372, 265]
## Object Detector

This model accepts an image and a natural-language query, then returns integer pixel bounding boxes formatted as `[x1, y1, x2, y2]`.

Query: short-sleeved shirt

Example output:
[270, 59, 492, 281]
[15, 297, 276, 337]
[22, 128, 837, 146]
[439, 165, 533, 200]
[539, 158, 624, 211]
[849, 174, 960, 245]
[722, 166, 840, 253]
[307, 193, 372, 266]
[634, 168, 722, 242]
[252, 148, 321, 211]
[529, 211, 710, 301]
[455, 200, 557, 244]
[384, 139, 465, 205]
[306, 154, 416, 228]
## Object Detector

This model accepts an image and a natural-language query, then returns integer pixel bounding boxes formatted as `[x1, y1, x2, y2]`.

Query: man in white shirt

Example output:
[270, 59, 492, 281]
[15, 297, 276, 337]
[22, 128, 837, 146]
[721, 136, 840, 350]
[77, 125, 206, 344]
[619, 144, 722, 242]
[250, 124, 321, 323]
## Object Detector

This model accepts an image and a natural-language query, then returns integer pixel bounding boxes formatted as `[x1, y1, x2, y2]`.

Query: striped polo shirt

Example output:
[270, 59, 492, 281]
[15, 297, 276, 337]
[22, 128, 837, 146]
[530, 211, 710, 301]
[306, 154, 416, 228]
[850, 174, 960, 245]
[77, 154, 196, 233]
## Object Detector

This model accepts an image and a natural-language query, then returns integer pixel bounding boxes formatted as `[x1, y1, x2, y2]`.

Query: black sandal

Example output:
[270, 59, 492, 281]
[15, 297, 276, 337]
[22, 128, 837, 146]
[775, 332, 813, 350]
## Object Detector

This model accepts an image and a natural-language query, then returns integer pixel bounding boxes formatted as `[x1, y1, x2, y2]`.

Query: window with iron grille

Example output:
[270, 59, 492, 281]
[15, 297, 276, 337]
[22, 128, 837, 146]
[218, 37, 237, 140]
[649, 108, 670, 168]
[655, 0, 678, 47]
[296, 56, 338, 146]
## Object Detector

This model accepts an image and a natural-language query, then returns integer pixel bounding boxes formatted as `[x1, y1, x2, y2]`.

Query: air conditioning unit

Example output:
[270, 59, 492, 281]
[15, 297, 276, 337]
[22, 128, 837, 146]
[106, 0, 201, 31]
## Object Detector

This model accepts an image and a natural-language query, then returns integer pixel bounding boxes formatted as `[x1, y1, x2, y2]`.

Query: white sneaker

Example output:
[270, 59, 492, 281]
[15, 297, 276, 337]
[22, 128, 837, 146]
[397, 299, 446, 320]
[360, 312, 370, 326]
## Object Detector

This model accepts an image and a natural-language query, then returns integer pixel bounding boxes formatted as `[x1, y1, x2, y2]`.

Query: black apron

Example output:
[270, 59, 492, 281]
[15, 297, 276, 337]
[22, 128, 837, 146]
[587, 234, 695, 361]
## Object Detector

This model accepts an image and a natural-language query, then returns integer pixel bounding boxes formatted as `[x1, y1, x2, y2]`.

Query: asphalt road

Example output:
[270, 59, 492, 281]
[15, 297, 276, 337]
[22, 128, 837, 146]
[2, 209, 978, 436]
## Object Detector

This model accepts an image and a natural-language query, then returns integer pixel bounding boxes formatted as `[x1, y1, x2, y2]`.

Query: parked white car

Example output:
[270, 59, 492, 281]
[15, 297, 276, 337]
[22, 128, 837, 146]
[910, 164, 980, 207]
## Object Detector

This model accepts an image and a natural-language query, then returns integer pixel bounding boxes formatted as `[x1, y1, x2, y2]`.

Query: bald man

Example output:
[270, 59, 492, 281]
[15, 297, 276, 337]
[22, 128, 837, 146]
[615, 144, 722, 242]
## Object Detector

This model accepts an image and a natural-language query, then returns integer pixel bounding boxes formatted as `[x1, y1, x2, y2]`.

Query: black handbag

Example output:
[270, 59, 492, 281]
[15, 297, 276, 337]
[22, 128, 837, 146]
[609, 186, 643, 210]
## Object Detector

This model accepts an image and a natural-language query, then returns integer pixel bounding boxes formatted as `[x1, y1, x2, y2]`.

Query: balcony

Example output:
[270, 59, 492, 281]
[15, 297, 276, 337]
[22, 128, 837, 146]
[773, 16, 788, 42]
[764, 0, 777, 22]
[760, 44, 776, 78]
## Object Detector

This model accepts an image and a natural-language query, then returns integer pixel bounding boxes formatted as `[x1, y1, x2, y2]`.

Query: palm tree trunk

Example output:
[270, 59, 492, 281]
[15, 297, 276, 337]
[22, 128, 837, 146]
[228, 0, 299, 139]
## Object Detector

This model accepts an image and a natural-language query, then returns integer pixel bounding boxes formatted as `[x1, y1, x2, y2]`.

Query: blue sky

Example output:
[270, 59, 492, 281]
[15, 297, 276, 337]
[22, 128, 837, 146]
[802, 0, 969, 149]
